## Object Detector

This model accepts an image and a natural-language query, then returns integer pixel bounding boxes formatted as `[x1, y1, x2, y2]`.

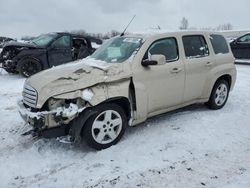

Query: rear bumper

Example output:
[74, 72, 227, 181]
[235, 59, 250, 65]
[0, 55, 3, 68]
[230, 67, 237, 92]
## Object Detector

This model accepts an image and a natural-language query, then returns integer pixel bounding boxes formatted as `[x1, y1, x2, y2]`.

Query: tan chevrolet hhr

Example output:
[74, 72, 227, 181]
[18, 31, 237, 150]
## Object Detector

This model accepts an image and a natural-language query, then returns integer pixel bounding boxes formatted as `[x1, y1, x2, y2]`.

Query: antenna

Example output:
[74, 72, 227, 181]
[120, 15, 136, 36]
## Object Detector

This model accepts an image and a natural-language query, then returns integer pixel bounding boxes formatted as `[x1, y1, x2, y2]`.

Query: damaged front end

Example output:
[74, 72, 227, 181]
[1, 46, 23, 72]
[18, 96, 89, 139]
[17, 55, 133, 144]
[1, 40, 38, 73]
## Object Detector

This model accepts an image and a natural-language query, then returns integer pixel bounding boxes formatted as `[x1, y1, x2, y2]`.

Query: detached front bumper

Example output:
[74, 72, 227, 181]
[17, 100, 87, 139]
[18, 100, 70, 138]
[18, 100, 45, 129]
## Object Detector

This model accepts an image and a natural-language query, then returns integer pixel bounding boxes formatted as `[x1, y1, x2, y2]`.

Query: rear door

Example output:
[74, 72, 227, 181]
[48, 35, 72, 67]
[182, 35, 212, 102]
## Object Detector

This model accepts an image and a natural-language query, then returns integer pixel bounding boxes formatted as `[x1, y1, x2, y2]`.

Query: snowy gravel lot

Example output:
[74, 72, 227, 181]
[0, 65, 250, 188]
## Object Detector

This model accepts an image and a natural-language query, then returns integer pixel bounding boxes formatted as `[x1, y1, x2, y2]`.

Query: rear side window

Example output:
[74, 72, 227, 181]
[210, 34, 229, 54]
[148, 38, 179, 62]
[182, 35, 209, 58]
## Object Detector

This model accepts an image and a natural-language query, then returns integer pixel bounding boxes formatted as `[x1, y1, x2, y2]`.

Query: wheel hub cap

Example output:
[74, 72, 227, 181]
[91, 110, 122, 144]
[215, 84, 228, 106]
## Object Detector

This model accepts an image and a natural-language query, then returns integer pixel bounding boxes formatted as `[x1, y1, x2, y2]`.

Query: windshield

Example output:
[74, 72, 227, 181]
[91, 37, 142, 63]
[32, 34, 58, 47]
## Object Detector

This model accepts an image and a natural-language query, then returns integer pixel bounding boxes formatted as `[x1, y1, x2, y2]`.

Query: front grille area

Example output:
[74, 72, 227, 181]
[22, 85, 38, 108]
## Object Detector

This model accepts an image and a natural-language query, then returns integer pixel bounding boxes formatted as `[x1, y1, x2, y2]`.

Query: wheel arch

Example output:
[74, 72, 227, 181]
[214, 74, 232, 90]
[100, 97, 131, 121]
[70, 97, 131, 143]
[207, 74, 232, 101]
[17, 56, 43, 71]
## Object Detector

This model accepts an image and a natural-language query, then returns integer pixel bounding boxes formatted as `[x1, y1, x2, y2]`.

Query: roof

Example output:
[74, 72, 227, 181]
[128, 30, 224, 40]
[49, 32, 102, 44]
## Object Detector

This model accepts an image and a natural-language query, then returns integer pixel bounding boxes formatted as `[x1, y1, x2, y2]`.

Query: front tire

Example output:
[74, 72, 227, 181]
[82, 103, 127, 150]
[206, 79, 229, 110]
[18, 58, 42, 77]
[3, 67, 18, 74]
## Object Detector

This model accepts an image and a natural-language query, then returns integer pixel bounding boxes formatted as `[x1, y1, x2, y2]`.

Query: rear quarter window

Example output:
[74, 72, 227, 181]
[210, 34, 229, 54]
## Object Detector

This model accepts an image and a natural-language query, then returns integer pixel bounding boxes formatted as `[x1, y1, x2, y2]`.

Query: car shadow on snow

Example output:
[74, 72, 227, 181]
[125, 103, 210, 137]
[21, 104, 210, 153]
[29, 137, 94, 155]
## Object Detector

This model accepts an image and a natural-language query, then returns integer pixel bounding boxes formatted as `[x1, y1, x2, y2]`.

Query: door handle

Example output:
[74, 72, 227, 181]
[171, 67, 182, 74]
[205, 62, 213, 67]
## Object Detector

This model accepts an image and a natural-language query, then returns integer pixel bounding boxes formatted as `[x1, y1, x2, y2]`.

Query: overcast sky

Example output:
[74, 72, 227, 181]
[0, 0, 250, 38]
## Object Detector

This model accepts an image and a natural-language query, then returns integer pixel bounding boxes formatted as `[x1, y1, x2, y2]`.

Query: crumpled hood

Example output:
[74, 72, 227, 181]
[4, 41, 39, 49]
[25, 58, 132, 108]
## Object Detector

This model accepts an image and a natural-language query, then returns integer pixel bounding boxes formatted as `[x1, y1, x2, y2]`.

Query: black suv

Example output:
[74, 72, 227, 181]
[0, 33, 102, 77]
[230, 33, 250, 60]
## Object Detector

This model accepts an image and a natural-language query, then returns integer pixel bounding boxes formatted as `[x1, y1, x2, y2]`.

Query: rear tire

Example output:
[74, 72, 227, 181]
[206, 79, 229, 110]
[18, 58, 42, 77]
[82, 103, 127, 150]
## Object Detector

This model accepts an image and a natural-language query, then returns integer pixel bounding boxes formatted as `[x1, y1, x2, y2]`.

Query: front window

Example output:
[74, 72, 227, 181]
[32, 33, 58, 47]
[238, 34, 250, 43]
[91, 37, 142, 63]
[147, 38, 179, 62]
[51, 36, 71, 49]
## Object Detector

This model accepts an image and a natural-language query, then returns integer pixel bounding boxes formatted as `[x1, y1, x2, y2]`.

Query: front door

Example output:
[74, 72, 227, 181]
[231, 34, 250, 59]
[133, 37, 185, 116]
[48, 35, 72, 67]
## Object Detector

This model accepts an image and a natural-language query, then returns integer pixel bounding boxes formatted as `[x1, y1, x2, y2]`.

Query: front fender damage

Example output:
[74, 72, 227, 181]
[53, 85, 108, 106]
[20, 60, 133, 141]
[53, 79, 132, 142]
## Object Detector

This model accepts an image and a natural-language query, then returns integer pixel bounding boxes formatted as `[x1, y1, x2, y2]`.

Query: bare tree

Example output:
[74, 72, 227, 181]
[110, 30, 121, 37]
[21, 36, 36, 41]
[200, 27, 214, 31]
[216, 23, 233, 31]
[179, 17, 189, 30]
[71, 29, 87, 35]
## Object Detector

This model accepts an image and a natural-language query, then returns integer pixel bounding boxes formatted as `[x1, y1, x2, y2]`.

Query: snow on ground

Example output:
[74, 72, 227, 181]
[0, 65, 250, 188]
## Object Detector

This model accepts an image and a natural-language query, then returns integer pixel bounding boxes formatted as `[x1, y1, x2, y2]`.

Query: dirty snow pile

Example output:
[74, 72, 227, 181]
[0, 65, 250, 188]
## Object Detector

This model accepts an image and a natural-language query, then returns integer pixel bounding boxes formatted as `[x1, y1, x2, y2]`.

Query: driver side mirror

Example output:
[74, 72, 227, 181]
[235, 39, 240, 44]
[141, 54, 166, 67]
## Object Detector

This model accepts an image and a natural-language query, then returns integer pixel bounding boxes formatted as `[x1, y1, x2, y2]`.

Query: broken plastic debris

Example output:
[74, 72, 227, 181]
[82, 89, 94, 101]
